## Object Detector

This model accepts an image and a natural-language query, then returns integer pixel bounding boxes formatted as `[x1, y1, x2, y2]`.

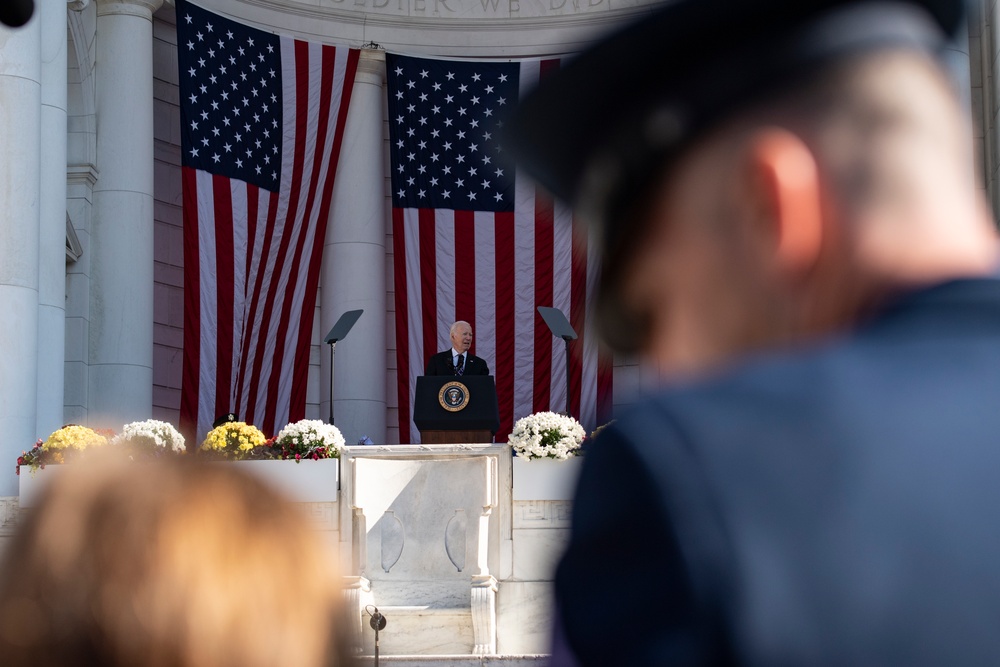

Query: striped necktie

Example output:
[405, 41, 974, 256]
[456, 354, 465, 376]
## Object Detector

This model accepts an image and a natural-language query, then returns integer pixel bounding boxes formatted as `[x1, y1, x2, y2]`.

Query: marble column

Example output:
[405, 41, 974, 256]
[321, 50, 387, 445]
[88, 0, 161, 425]
[0, 14, 41, 496]
[36, 0, 69, 438]
[943, 10, 973, 120]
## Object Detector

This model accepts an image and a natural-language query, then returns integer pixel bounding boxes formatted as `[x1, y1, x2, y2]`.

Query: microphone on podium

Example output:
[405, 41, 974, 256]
[1, 0, 34, 28]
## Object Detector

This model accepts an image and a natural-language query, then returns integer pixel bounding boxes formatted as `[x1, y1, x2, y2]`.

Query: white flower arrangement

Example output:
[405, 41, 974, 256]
[507, 411, 586, 460]
[112, 419, 186, 453]
[274, 419, 345, 460]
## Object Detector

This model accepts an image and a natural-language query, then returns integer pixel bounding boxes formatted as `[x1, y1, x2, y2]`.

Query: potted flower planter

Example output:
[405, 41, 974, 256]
[18, 465, 65, 508]
[232, 458, 340, 502]
[511, 456, 582, 501]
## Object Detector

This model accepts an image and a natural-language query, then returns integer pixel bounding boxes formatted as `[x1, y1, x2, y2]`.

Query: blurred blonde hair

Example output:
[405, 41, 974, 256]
[0, 455, 342, 667]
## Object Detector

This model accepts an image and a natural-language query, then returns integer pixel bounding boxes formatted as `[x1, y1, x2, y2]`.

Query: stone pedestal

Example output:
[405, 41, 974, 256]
[340, 444, 511, 656]
[511, 457, 582, 501]
[231, 458, 340, 501]
[18, 465, 62, 509]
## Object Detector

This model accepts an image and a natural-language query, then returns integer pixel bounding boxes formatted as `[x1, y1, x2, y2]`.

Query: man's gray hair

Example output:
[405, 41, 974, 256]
[450, 321, 471, 336]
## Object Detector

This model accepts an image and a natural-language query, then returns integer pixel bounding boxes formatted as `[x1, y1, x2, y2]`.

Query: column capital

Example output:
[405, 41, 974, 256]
[68, 0, 91, 11]
[356, 49, 386, 86]
[96, 0, 162, 19]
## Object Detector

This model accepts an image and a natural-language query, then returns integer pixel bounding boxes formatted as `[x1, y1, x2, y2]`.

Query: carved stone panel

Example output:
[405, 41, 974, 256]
[354, 455, 494, 581]
[513, 500, 572, 529]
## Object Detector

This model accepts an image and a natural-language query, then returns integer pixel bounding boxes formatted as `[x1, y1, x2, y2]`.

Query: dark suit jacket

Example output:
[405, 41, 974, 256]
[556, 278, 1000, 666]
[424, 350, 490, 376]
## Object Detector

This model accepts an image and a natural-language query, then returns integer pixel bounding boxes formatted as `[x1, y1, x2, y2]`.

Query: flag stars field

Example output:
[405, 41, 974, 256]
[179, 3, 281, 191]
[388, 58, 519, 210]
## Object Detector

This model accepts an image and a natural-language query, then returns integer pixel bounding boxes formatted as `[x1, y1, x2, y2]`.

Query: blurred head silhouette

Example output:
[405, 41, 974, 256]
[506, 0, 997, 376]
[0, 455, 343, 667]
[0, 0, 34, 28]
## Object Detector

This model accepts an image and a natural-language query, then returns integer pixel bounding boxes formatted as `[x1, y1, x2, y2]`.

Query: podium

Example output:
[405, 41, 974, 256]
[414, 375, 501, 444]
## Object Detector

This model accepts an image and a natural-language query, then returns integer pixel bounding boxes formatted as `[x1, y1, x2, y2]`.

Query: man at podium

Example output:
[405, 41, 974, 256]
[424, 321, 490, 376]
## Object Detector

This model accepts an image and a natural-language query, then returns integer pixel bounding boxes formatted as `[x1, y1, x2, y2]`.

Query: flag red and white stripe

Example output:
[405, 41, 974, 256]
[388, 54, 613, 443]
[177, 0, 358, 439]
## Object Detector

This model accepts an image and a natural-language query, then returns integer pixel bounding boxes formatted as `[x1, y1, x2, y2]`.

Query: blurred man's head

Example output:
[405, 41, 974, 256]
[0, 456, 344, 667]
[450, 320, 473, 353]
[619, 50, 996, 374]
[507, 0, 997, 374]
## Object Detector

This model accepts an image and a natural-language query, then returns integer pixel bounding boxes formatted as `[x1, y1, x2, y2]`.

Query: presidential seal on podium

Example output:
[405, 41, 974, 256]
[438, 380, 470, 412]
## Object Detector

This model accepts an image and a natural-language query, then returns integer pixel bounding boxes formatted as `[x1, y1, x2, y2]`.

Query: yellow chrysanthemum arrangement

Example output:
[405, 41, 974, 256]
[44, 424, 109, 452]
[17, 425, 111, 473]
[43, 425, 109, 463]
[200, 421, 266, 460]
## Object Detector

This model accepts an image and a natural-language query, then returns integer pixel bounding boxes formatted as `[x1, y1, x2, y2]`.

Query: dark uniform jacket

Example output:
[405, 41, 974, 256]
[557, 278, 1000, 666]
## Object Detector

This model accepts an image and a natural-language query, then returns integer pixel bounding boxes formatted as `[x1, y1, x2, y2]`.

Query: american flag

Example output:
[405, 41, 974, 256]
[388, 54, 614, 443]
[176, 0, 358, 439]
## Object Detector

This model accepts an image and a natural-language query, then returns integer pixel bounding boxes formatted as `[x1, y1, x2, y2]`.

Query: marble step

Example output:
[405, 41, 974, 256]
[351, 655, 549, 667]
[362, 605, 474, 655]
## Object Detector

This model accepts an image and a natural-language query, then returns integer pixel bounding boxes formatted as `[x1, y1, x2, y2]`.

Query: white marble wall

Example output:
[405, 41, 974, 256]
[0, 498, 18, 564]
[498, 500, 571, 654]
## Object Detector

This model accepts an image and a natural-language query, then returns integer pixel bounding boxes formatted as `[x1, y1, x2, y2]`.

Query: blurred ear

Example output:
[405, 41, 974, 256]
[743, 128, 824, 278]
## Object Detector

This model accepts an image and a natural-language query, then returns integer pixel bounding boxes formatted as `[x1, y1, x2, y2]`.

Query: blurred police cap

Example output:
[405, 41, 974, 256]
[504, 0, 965, 350]
[506, 0, 964, 224]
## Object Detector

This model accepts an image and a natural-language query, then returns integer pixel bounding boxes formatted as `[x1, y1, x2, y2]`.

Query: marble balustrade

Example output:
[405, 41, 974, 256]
[2, 444, 579, 658]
